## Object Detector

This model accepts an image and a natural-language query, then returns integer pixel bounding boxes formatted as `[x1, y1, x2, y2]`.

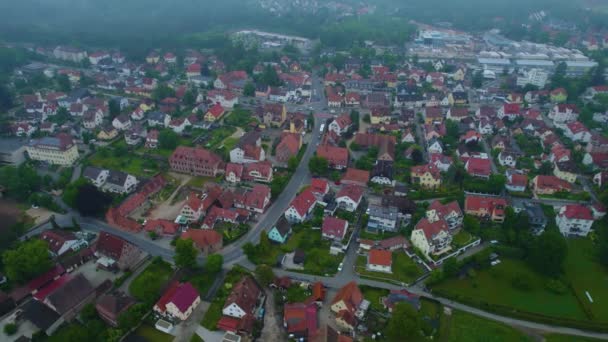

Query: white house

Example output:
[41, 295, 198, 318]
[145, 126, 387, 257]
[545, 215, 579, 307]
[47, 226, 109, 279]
[564, 122, 591, 143]
[335, 185, 364, 212]
[102, 170, 139, 194]
[285, 189, 317, 223]
[148, 111, 171, 128]
[112, 115, 132, 131]
[498, 150, 518, 168]
[83, 166, 109, 188]
[427, 139, 443, 154]
[207, 90, 239, 109]
[83, 111, 103, 129]
[328, 114, 352, 136]
[556, 204, 594, 237]
[168, 118, 190, 134]
[549, 104, 579, 125]
[410, 217, 452, 256]
[366, 249, 392, 273]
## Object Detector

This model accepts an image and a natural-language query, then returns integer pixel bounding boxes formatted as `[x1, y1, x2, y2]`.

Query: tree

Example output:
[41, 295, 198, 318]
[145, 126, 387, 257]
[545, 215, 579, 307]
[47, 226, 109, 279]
[159, 129, 179, 150]
[442, 257, 460, 278]
[287, 156, 298, 172]
[411, 148, 423, 164]
[152, 84, 176, 101]
[0, 84, 13, 112]
[260, 65, 282, 87]
[255, 264, 275, 286]
[3, 239, 52, 284]
[174, 238, 198, 269]
[108, 99, 121, 119]
[183, 89, 197, 107]
[56, 74, 71, 92]
[527, 229, 567, 277]
[308, 156, 329, 176]
[3, 323, 16, 336]
[472, 70, 483, 88]
[386, 303, 423, 341]
[243, 82, 256, 97]
[50, 106, 70, 125]
[74, 183, 113, 217]
[205, 254, 223, 274]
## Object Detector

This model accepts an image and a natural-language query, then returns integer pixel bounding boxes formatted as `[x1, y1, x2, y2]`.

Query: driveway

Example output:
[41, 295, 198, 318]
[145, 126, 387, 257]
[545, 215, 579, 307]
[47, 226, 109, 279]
[260, 289, 287, 342]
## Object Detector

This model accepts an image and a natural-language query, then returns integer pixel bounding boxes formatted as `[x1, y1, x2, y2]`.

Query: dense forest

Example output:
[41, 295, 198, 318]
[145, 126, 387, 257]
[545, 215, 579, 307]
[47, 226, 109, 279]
[0, 0, 605, 52]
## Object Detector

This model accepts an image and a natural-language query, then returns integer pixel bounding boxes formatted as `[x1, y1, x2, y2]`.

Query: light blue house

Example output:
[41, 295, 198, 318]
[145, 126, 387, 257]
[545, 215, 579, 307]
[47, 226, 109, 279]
[267, 217, 292, 244]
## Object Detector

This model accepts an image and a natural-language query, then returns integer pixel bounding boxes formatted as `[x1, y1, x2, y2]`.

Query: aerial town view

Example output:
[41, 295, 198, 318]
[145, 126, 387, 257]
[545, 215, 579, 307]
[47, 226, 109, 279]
[3, 0, 608, 341]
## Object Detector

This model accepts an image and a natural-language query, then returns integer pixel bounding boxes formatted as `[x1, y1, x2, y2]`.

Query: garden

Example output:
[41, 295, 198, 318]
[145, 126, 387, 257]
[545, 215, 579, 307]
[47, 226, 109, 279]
[87, 144, 161, 177]
[355, 252, 425, 285]
[129, 258, 174, 304]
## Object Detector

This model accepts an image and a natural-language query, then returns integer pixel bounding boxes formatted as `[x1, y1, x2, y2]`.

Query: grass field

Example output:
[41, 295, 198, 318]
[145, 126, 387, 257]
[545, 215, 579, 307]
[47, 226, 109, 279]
[88, 151, 160, 177]
[356, 252, 425, 285]
[432, 258, 587, 320]
[564, 238, 608, 322]
[128, 259, 174, 301]
[543, 334, 602, 342]
[133, 324, 173, 342]
[441, 310, 532, 342]
[360, 285, 390, 312]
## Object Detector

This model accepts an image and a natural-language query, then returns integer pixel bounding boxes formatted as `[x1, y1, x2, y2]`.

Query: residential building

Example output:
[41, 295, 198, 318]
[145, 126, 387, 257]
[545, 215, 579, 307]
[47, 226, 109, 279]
[230, 131, 265, 164]
[328, 114, 352, 136]
[96, 293, 135, 327]
[464, 195, 508, 223]
[40, 230, 81, 257]
[26, 134, 79, 166]
[222, 276, 264, 319]
[367, 249, 392, 273]
[283, 303, 318, 339]
[330, 281, 363, 319]
[367, 204, 399, 233]
[335, 185, 364, 212]
[102, 170, 138, 194]
[554, 161, 578, 183]
[95, 232, 145, 271]
[285, 189, 317, 223]
[154, 281, 201, 321]
[465, 157, 492, 179]
[410, 164, 441, 189]
[321, 217, 349, 241]
[170, 146, 224, 177]
[426, 200, 463, 230]
[556, 204, 594, 237]
[316, 145, 348, 170]
[532, 175, 572, 195]
[410, 217, 451, 256]
[180, 229, 223, 255]
[267, 217, 292, 244]
[549, 104, 579, 124]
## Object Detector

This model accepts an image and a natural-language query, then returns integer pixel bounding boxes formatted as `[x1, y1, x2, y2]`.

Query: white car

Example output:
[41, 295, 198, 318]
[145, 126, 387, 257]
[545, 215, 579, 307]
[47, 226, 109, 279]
[491, 259, 501, 266]
[337, 262, 344, 272]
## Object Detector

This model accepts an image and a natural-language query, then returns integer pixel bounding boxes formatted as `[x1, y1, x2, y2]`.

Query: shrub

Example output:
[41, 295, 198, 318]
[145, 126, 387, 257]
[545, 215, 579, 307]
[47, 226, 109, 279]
[545, 279, 568, 295]
[4, 323, 17, 336]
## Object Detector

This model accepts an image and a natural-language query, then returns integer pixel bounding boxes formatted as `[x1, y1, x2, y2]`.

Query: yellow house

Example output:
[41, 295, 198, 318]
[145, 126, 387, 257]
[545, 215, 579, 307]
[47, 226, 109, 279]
[26, 134, 79, 166]
[146, 55, 160, 64]
[452, 68, 465, 81]
[97, 127, 118, 140]
[411, 164, 441, 189]
[370, 108, 391, 125]
[204, 103, 226, 122]
[139, 102, 154, 112]
[554, 162, 578, 183]
[550, 88, 568, 103]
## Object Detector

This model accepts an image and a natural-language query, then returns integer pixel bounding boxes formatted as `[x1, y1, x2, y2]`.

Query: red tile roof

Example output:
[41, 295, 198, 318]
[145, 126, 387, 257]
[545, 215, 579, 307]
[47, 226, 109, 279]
[414, 218, 449, 240]
[336, 184, 364, 203]
[224, 276, 261, 315]
[207, 103, 225, 118]
[316, 145, 348, 168]
[181, 229, 222, 250]
[27, 264, 66, 292]
[368, 249, 392, 267]
[310, 179, 329, 195]
[322, 217, 348, 239]
[143, 219, 178, 235]
[331, 281, 363, 314]
[40, 230, 76, 255]
[289, 189, 317, 217]
[284, 303, 318, 336]
[341, 168, 370, 186]
[465, 157, 492, 177]
[560, 204, 593, 220]
[169, 282, 199, 313]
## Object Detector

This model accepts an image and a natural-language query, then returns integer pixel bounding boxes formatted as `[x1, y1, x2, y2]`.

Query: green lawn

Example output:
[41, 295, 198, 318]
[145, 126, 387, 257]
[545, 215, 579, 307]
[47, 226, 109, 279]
[87, 151, 160, 177]
[442, 310, 532, 342]
[432, 258, 587, 321]
[205, 126, 237, 149]
[543, 334, 602, 342]
[564, 238, 608, 322]
[221, 137, 239, 151]
[190, 334, 205, 342]
[215, 222, 250, 245]
[286, 285, 310, 303]
[356, 252, 425, 285]
[452, 230, 474, 248]
[133, 324, 173, 342]
[360, 285, 390, 312]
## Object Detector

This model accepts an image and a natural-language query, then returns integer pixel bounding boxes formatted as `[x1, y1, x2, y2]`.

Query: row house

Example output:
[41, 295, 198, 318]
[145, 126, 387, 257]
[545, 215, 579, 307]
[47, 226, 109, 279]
[464, 195, 508, 223]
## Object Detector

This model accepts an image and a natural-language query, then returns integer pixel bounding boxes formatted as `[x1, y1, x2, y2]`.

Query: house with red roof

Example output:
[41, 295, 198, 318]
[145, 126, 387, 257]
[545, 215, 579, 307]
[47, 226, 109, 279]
[564, 121, 591, 143]
[335, 185, 364, 212]
[464, 195, 508, 223]
[242, 162, 273, 183]
[225, 163, 244, 183]
[96, 292, 135, 327]
[506, 173, 528, 193]
[244, 185, 271, 214]
[328, 114, 353, 136]
[411, 164, 441, 189]
[95, 232, 145, 270]
[285, 189, 317, 223]
[465, 157, 492, 179]
[179, 187, 222, 223]
[549, 104, 579, 125]
[230, 131, 265, 164]
[180, 229, 223, 255]
[275, 133, 301, 162]
[143, 219, 179, 237]
[322, 217, 349, 241]
[584, 152, 608, 169]
[283, 303, 318, 339]
[170, 146, 224, 177]
[310, 179, 330, 196]
[341, 168, 370, 187]
[531, 175, 572, 196]
[426, 200, 463, 230]
[410, 216, 451, 256]
[222, 276, 264, 319]
[186, 63, 201, 78]
[556, 204, 594, 237]
[316, 145, 348, 170]
[497, 103, 520, 121]
[40, 230, 80, 257]
[367, 249, 392, 273]
[154, 281, 200, 321]
[207, 90, 239, 109]
[330, 281, 363, 332]
[204, 103, 226, 122]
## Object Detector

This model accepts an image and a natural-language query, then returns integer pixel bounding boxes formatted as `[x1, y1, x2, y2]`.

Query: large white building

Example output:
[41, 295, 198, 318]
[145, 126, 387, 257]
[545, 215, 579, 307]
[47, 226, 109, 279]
[26, 134, 79, 166]
[516, 68, 549, 88]
[556, 204, 594, 237]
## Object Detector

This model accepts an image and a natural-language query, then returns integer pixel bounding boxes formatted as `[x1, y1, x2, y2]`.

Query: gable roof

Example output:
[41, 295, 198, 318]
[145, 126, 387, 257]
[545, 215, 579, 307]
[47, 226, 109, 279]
[181, 229, 222, 249]
[368, 249, 392, 267]
[414, 218, 449, 241]
[322, 217, 348, 238]
[336, 184, 364, 203]
[331, 281, 363, 314]
[289, 189, 317, 217]
[46, 273, 94, 315]
[224, 276, 261, 314]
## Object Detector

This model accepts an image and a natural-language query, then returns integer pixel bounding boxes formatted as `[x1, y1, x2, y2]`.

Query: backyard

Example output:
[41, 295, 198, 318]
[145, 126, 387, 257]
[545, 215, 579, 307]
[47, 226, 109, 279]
[356, 252, 425, 285]
[431, 258, 588, 321]
[128, 258, 174, 302]
[359, 285, 389, 312]
[452, 230, 474, 248]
